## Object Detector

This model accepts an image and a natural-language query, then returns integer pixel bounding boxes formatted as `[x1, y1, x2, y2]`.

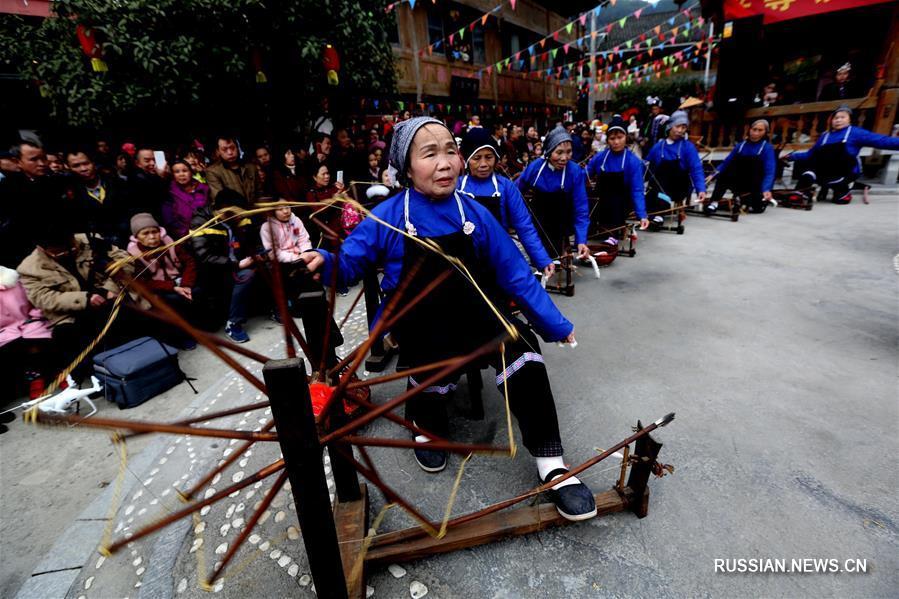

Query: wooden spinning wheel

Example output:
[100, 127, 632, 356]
[27, 196, 675, 598]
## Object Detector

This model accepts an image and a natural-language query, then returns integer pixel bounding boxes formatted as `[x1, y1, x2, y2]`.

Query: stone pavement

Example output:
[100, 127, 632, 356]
[5, 192, 898, 598]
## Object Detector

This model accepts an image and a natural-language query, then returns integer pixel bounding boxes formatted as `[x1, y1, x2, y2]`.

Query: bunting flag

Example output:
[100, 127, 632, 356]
[634, 8, 643, 19]
[409, 0, 416, 9]
[566, 22, 574, 35]
[579, 13, 587, 26]
[482, 13, 489, 25]
[618, 17, 627, 28]
[510, 0, 516, 9]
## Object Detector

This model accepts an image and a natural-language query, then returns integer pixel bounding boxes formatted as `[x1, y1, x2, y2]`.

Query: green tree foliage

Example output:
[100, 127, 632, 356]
[0, 0, 396, 129]
[609, 76, 706, 114]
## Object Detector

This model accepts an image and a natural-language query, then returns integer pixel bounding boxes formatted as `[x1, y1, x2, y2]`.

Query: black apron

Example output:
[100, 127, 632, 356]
[391, 228, 505, 369]
[595, 166, 629, 239]
[811, 131, 856, 185]
[651, 142, 692, 205]
[731, 152, 764, 194]
[526, 164, 573, 258]
[461, 175, 504, 224]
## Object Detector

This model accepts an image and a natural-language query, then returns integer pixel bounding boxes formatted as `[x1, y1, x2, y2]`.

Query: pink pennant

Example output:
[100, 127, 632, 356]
[634, 8, 643, 18]
[510, 0, 517, 9]
[579, 14, 587, 26]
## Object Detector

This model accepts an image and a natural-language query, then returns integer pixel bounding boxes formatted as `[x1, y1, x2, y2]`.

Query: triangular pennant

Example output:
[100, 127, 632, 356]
[469, 22, 475, 32]
[497, 61, 503, 73]
[551, 48, 559, 60]
[606, 23, 613, 34]
[515, 51, 521, 61]
[610, 0, 617, 5]
[618, 17, 627, 28]
[409, 0, 416, 8]
[566, 22, 574, 35]
[510, 0, 517, 10]
[458, 27, 464, 40]
[434, 40, 442, 49]
[672, 26, 679, 37]
[449, 33, 454, 45]
[626, 40, 633, 48]
[486, 65, 493, 74]
[648, 48, 654, 56]
[563, 43, 570, 54]
[640, 33, 647, 41]
[540, 39, 546, 48]
[654, 25, 661, 35]
[669, 16, 676, 25]
[634, 8, 643, 18]
[481, 14, 488, 26]
[591, 30, 598, 39]
[553, 31, 560, 41]
[579, 13, 587, 26]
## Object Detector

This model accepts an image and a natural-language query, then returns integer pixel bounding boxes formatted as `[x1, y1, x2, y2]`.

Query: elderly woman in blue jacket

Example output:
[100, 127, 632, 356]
[645, 110, 706, 227]
[706, 119, 777, 213]
[786, 105, 899, 204]
[300, 117, 597, 522]
[457, 128, 554, 278]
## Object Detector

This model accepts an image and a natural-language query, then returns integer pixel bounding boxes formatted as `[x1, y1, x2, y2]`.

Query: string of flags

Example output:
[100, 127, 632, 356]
[476, 11, 705, 82]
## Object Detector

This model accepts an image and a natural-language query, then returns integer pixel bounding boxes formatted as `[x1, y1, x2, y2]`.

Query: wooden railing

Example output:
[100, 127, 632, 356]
[695, 97, 879, 151]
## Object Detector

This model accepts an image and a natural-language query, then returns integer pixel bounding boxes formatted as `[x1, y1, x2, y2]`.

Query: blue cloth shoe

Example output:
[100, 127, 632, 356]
[542, 468, 597, 521]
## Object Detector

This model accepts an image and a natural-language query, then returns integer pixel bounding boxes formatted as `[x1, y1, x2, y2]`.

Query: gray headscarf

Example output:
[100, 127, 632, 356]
[751, 119, 770, 132]
[668, 110, 689, 128]
[542, 126, 572, 157]
[388, 116, 446, 186]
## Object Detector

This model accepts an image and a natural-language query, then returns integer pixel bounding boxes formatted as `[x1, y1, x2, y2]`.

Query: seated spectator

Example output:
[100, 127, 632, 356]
[130, 147, 168, 219]
[272, 146, 307, 202]
[260, 204, 341, 369]
[16, 223, 150, 382]
[304, 164, 344, 246]
[127, 213, 199, 349]
[66, 149, 133, 248]
[254, 144, 275, 196]
[190, 189, 262, 343]
[0, 265, 53, 408]
[206, 136, 260, 205]
[163, 160, 210, 239]
[365, 151, 380, 181]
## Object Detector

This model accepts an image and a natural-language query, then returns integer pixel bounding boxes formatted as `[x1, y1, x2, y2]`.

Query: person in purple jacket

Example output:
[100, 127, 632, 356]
[162, 160, 210, 239]
[301, 117, 597, 522]
[786, 105, 899, 204]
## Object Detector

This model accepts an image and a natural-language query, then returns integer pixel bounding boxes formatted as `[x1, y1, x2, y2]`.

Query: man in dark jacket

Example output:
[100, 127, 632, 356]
[190, 189, 261, 343]
[65, 149, 133, 248]
[129, 147, 168, 219]
[206, 137, 260, 204]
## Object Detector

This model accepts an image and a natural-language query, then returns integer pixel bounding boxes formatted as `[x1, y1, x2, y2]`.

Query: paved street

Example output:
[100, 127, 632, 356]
[4, 191, 897, 599]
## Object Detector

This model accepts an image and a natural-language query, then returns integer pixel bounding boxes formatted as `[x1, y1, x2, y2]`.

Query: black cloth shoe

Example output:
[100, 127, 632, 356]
[414, 445, 447, 473]
[542, 468, 597, 521]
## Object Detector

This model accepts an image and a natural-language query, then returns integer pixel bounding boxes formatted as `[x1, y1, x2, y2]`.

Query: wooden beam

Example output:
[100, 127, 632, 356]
[364, 488, 633, 566]
[334, 484, 370, 599]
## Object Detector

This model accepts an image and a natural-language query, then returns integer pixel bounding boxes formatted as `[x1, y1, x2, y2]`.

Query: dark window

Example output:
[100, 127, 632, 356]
[387, 12, 400, 46]
[426, 2, 487, 65]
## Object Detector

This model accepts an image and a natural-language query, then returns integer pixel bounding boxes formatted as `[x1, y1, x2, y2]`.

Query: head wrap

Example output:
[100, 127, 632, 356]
[542, 126, 572, 157]
[836, 62, 851, 74]
[460, 127, 501, 164]
[388, 116, 446, 186]
[606, 115, 627, 135]
[751, 119, 770, 132]
[833, 104, 853, 117]
[130, 212, 160, 236]
[668, 110, 689, 128]
[646, 95, 662, 107]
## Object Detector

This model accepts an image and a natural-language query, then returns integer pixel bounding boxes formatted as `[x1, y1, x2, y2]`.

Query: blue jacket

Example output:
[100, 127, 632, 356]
[516, 158, 590, 245]
[586, 148, 648, 219]
[458, 173, 552, 270]
[646, 138, 707, 193]
[315, 188, 573, 342]
[716, 139, 777, 193]
[791, 126, 899, 174]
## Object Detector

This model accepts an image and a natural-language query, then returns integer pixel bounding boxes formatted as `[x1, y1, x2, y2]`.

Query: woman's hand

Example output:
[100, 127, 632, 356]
[334, 181, 346, 192]
[174, 286, 193, 301]
[299, 251, 325, 280]
[105, 290, 118, 300]
[543, 262, 556, 278]
[564, 330, 576, 345]
[89, 293, 107, 308]
[577, 244, 591, 260]
[238, 257, 254, 269]
[639, 218, 650, 230]
[763, 191, 773, 202]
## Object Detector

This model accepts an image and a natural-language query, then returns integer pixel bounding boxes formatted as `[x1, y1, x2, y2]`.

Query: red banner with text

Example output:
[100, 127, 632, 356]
[723, 0, 893, 24]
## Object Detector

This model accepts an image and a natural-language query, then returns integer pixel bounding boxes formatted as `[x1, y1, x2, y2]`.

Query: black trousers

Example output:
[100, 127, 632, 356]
[404, 324, 563, 457]
[796, 168, 856, 202]
[710, 171, 765, 211]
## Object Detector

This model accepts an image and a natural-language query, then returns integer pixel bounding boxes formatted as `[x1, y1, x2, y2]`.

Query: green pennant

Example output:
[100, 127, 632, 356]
[551, 48, 559, 59]
[459, 27, 465, 40]
[626, 40, 633, 48]
[566, 22, 574, 35]
[618, 17, 626, 28]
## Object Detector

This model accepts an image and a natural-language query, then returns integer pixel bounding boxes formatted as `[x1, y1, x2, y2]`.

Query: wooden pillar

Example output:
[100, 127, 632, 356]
[263, 359, 348, 599]
[873, 5, 899, 135]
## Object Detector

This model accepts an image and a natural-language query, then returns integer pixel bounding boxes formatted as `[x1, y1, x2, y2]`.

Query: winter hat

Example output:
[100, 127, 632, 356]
[388, 116, 445, 186]
[833, 104, 853, 117]
[543, 126, 572, 157]
[460, 127, 501, 164]
[606, 116, 628, 135]
[668, 110, 689, 128]
[130, 212, 160, 236]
